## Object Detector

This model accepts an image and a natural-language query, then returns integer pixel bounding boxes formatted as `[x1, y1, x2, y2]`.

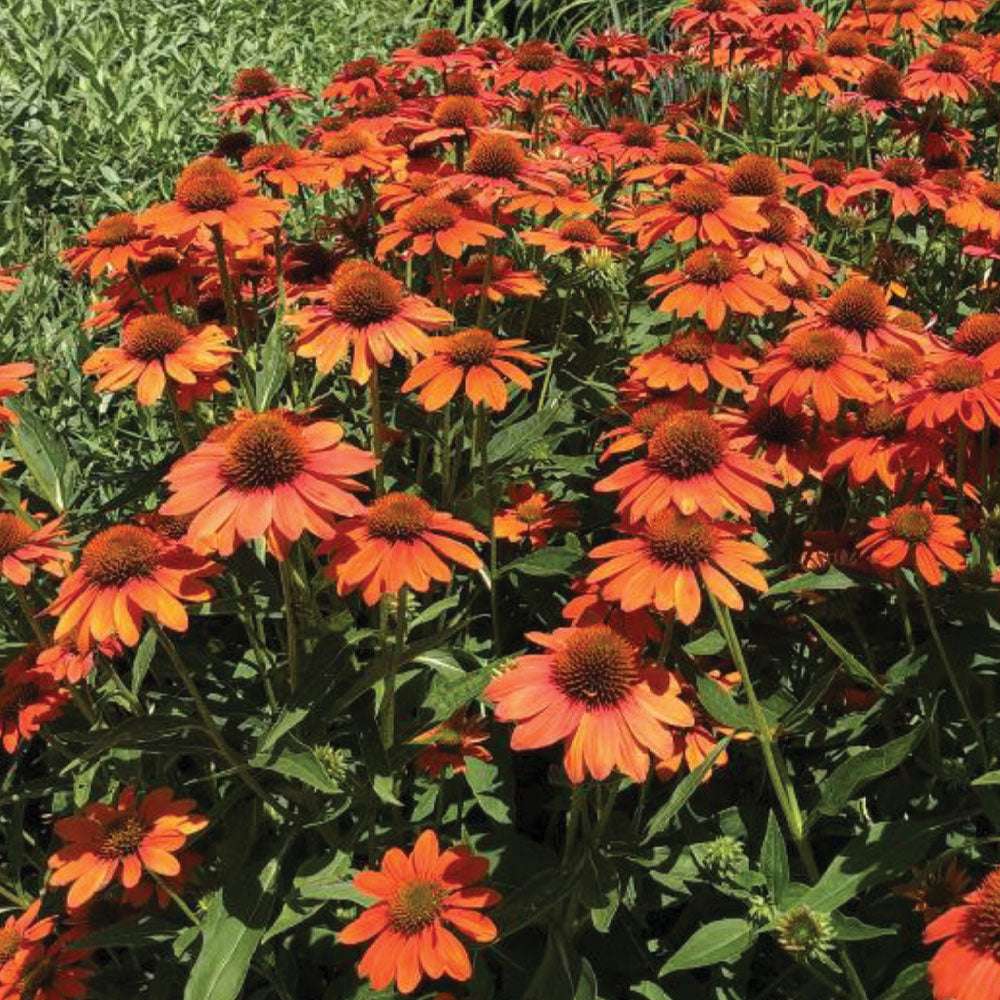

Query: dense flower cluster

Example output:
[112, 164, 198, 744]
[1, 5, 1000, 997]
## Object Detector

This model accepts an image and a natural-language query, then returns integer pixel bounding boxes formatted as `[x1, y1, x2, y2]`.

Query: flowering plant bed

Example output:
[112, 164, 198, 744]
[2, 5, 1000, 998]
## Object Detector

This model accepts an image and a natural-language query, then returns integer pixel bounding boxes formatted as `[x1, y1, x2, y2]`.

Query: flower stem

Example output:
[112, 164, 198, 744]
[476, 404, 501, 652]
[537, 291, 571, 411]
[277, 558, 301, 695]
[369, 365, 385, 496]
[915, 576, 990, 770]
[378, 586, 408, 751]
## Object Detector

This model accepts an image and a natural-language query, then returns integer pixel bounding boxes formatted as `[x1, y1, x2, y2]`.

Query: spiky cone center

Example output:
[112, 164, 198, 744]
[963, 871, 1000, 952]
[466, 134, 527, 179]
[929, 45, 968, 73]
[122, 314, 189, 361]
[777, 906, 833, 956]
[826, 278, 888, 333]
[619, 121, 658, 148]
[697, 0, 727, 11]
[877, 344, 921, 380]
[357, 93, 400, 118]
[728, 154, 783, 197]
[759, 202, 800, 243]
[433, 95, 488, 128]
[323, 129, 372, 158]
[659, 140, 707, 166]
[221, 413, 307, 491]
[138, 250, 182, 278]
[285, 242, 336, 284]
[81, 526, 163, 586]
[552, 625, 639, 707]
[559, 219, 601, 244]
[980, 183, 1000, 211]
[243, 143, 298, 170]
[632, 401, 683, 436]
[329, 263, 403, 326]
[810, 157, 847, 186]
[416, 28, 460, 56]
[748, 405, 807, 445]
[932, 356, 984, 391]
[445, 327, 497, 366]
[646, 509, 716, 565]
[513, 40, 557, 71]
[98, 813, 148, 858]
[0, 513, 32, 557]
[389, 879, 447, 933]
[668, 331, 714, 364]
[147, 512, 195, 540]
[91, 212, 140, 247]
[882, 158, 924, 187]
[683, 247, 740, 284]
[886, 506, 933, 543]
[214, 130, 255, 160]
[892, 310, 925, 335]
[233, 67, 279, 98]
[862, 401, 906, 438]
[343, 56, 380, 80]
[778, 274, 818, 302]
[397, 197, 462, 234]
[0, 928, 21, 963]
[648, 411, 726, 479]
[444, 72, 480, 96]
[515, 498, 547, 523]
[827, 29, 868, 57]
[786, 329, 844, 370]
[956, 314, 1000, 356]
[366, 493, 435, 540]
[861, 64, 903, 99]
[671, 180, 726, 215]
[765, 0, 800, 12]
[797, 53, 832, 77]
[175, 159, 242, 211]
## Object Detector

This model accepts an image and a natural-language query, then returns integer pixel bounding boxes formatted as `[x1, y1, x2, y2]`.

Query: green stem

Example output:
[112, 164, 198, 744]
[537, 291, 571, 411]
[378, 587, 408, 751]
[476, 404, 500, 652]
[369, 366, 385, 496]
[278, 559, 301, 695]
[916, 576, 990, 771]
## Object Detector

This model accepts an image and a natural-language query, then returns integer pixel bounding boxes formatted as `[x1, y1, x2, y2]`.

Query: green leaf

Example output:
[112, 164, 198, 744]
[131, 627, 157, 696]
[694, 672, 751, 730]
[254, 747, 342, 794]
[464, 755, 512, 824]
[500, 537, 581, 578]
[804, 615, 887, 693]
[643, 738, 730, 842]
[487, 403, 570, 466]
[8, 401, 77, 511]
[829, 912, 894, 941]
[682, 629, 725, 656]
[183, 849, 282, 1000]
[632, 985, 672, 1000]
[972, 770, 1000, 786]
[659, 918, 755, 975]
[424, 662, 494, 724]
[255, 320, 287, 411]
[812, 724, 927, 822]
[759, 811, 790, 904]
[263, 852, 352, 943]
[766, 567, 854, 596]
[877, 962, 930, 1000]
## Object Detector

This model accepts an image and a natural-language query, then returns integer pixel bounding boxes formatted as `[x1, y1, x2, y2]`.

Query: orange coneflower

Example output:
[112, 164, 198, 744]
[495, 40, 591, 95]
[723, 400, 828, 488]
[319, 492, 484, 606]
[784, 51, 840, 98]
[903, 350, 1000, 431]
[726, 154, 785, 199]
[161, 408, 376, 559]
[562, 576, 662, 646]
[287, 261, 452, 383]
[486, 624, 694, 783]
[61, 212, 156, 281]
[595, 409, 781, 521]
[858, 503, 966, 585]
[583, 118, 670, 168]
[874, 342, 927, 402]
[628, 329, 756, 394]
[784, 157, 852, 214]
[623, 139, 711, 187]
[44, 524, 219, 650]
[824, 29, 879, 82]
[402, 328, 542, 411]
[647, 245, 790, 330]
[82, 314, 234, 407]
[847, 158, 947, 219]
[521, 217, 625, 256]
[854, 62, 907, 117]
[0, 651, 69, 754]
[141, 157, 287, 248]
[319, 128, 402, 190]
[213, 67, 309, 123]
[629, 179, 767, 250]
[376, 197, 503, 259]
[895, 859, 972, 924]
[920, 0, 987, 19]
[434, 132, 555, 208]
[339, 829, 499, 996]
[240, 142, 331, 195]
[0, 510, 71, 586]
[946, 178, 1000, 239]
[411, 710, 492, 777]
[672, 0, 760, 37]
[824, 401, 942, 490]
[48, 787, 207, 909]
[322, 56, 385, 104]
[393, 29, 478, 75]
[443, 254, 544, 303]
[494, 484, 578, 549]
[599, 399, 687, 462]
[587, 510, 768, 623]
[0, 935, 93, 1000]
[34, 635, 121, 685]
[743, 198, 829, 284]
[754, 327, 881, 421]
[0, 900, 55, 982]
[0, 363, 34, 427]
[924, 866, 1000, 1000]
[904, 44, 977, 103]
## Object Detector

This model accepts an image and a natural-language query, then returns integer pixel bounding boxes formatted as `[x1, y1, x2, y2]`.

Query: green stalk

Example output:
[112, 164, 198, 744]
[369, 365, 385, 496]
[476, 404, 501, 652]
[277, 558, 301, 695]
[378, 587, 408, 751]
